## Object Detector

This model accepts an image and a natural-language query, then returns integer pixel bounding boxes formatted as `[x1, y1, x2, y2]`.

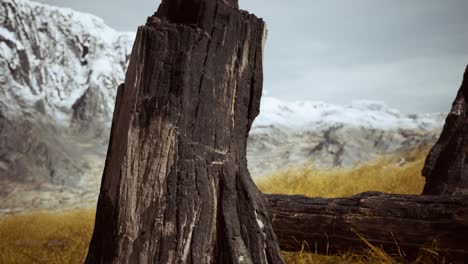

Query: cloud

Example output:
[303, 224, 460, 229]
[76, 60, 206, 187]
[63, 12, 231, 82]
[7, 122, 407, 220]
[241, 0, 468, 113]
[266, 55, 468, 113]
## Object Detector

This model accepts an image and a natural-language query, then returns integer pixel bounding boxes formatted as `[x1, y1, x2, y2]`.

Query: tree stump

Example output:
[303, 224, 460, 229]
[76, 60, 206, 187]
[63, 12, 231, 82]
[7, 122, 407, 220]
[423, 66, 468, 195]
[85, 1, 284, 263]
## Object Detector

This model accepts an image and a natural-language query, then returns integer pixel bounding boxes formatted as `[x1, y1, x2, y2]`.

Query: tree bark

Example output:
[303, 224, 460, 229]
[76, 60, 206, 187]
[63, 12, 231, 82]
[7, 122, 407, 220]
[423, 65, 468, 195]
[85, 1, 285, 263]
[266, 192, 468, 261]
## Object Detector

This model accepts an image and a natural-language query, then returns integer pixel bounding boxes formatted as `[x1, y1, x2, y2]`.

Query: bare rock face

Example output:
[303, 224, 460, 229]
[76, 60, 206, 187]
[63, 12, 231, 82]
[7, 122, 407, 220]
[423, 66, 468, 195]
[85, 0, 284, 263]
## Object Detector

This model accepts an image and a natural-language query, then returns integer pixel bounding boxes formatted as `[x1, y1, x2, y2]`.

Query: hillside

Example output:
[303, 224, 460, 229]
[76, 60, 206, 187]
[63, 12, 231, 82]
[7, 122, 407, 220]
[249, 98, 444, 176]
[0, 0, 134, 189]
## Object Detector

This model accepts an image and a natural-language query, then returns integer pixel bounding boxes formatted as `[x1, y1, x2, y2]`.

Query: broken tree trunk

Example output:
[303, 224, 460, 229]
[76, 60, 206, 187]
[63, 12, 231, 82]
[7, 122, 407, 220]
[266, 192, 468, 261]
[423, 65, 468, 195]
[85, 0, 285, 263]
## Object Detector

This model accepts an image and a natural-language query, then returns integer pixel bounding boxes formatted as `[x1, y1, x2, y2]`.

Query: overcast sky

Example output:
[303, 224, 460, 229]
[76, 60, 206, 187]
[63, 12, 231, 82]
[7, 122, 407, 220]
[37, 0, 468, 113]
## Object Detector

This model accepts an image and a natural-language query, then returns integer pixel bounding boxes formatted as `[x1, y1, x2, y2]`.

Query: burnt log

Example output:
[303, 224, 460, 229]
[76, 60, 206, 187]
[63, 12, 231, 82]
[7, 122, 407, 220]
[266, 192, 468, 261]
[85, 0, 285, 263]
[423, 66, 468, 195]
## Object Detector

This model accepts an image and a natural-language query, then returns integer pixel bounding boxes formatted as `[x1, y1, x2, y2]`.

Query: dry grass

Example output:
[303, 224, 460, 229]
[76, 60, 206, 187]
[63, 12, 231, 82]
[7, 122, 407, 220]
[0, 146, 437, 264]
[281, 239, 445, 264]
[0, 210, 94, 264]
[256, 146, 430, 198]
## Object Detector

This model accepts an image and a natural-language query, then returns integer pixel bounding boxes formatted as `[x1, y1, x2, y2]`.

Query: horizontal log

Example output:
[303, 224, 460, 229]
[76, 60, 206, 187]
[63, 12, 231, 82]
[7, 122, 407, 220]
[265, 192, 468, 262]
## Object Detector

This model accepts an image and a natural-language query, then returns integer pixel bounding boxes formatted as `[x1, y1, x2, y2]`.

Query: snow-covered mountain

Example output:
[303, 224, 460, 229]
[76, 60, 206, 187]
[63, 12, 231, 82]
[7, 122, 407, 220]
[255, 98, 443, 131]
[249, 99, 444, 176]
[0, 0, 133, 185]
[0, 0, 133, 124]
[0, 0, 444, 197]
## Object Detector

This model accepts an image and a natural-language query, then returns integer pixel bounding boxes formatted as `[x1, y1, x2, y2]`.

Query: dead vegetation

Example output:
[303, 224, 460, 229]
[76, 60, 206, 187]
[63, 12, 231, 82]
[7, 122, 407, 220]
[1, 146, 444, 264]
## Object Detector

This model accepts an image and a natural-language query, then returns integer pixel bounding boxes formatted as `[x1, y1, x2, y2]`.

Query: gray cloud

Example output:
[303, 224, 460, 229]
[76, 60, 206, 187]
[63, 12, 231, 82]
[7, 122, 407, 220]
[36, 0, 468, 113]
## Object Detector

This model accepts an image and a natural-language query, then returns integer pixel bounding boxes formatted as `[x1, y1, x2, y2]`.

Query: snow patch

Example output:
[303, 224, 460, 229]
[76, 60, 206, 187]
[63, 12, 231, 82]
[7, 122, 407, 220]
[254, 97, 444, 131]
[0, 28, 25, 50]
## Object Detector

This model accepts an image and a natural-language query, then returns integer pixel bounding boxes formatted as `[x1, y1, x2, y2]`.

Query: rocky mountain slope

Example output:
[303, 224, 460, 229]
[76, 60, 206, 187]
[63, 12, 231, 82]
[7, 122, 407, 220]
[0, 0, 133, 186]
[248, 98, 444, 176]
[0, 0, 444, 212]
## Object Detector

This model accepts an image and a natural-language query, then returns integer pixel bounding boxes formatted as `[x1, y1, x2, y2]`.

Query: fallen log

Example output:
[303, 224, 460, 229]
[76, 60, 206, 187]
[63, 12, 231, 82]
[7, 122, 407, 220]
[266, 192, 468, 261]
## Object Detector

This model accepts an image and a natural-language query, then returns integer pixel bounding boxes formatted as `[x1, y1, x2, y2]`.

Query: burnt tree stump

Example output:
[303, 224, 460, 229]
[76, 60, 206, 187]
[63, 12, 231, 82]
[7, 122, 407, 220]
[423, 66, 468, 195]
[85, 0, 284, 263]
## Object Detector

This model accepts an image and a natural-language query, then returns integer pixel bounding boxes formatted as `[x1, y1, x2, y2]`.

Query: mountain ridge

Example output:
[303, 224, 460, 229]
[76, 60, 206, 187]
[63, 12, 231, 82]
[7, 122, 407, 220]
[255, 97, 444, 130]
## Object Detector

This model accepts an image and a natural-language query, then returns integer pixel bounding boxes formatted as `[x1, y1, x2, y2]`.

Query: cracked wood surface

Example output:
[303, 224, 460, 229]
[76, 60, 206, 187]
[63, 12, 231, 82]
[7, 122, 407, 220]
[266, 192, 468, 263]
[423, 65, 468, 195]
[85, 0, 284, 263]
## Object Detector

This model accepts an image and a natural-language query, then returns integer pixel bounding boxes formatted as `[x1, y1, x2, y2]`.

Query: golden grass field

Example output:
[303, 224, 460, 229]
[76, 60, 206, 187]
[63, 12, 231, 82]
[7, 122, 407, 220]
[255, 146, 429, 198]
[0, 146, 442, 264]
